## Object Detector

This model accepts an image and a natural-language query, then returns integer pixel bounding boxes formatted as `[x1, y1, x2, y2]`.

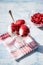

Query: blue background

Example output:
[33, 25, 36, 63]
[0, 0, 43, 3]
[0, 0, 43, 65]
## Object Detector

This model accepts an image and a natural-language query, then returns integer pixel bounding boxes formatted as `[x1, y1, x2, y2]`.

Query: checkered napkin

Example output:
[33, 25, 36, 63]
[0, 33, 38, 60]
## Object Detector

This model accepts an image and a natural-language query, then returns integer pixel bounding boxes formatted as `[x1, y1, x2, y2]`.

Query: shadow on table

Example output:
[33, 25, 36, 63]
[16, 48, 38, 62]
[31, 36, 43, 54]
[38, 26, 43, 30]
[16, 45, 43, 62]
[37, 45, 43, 53]
[16, 37, 43, 62]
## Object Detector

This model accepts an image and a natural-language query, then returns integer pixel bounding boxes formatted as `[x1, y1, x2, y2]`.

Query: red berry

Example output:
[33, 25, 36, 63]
[19, 24, 30, 36]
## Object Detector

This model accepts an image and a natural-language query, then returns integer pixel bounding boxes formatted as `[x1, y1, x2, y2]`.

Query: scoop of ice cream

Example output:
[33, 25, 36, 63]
[8, 22, 16, 35]
[15, 19, 25, 35]
[16, 19, 25, 27]
[19, 24, 30, 36]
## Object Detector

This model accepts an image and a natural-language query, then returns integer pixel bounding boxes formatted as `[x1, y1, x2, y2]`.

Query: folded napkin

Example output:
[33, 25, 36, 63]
[0, 33, 38, 60]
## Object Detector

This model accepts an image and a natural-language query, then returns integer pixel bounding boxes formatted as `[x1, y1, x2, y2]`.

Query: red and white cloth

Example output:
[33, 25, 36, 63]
[0, 33, 38, 60]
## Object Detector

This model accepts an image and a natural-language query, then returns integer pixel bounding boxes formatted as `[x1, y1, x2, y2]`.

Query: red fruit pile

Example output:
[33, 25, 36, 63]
[31, 13, 43, 25]
[8, 19, 30, 36]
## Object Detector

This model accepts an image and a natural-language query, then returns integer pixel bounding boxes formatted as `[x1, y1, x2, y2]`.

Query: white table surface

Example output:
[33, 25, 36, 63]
[0, 2, 43, 65]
